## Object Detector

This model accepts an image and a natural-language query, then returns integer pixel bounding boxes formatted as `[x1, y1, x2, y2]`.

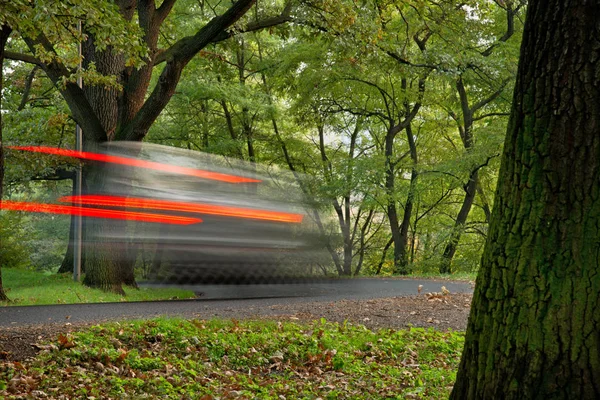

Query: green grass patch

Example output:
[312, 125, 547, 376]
[403, 271, 477, 282]
[0, 318, 464, 399]
[0, 268, 195, 306]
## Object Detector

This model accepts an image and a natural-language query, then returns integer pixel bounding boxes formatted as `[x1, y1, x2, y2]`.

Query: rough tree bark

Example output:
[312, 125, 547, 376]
[0, 24, 12, 301]
[451, 0, 600, 397]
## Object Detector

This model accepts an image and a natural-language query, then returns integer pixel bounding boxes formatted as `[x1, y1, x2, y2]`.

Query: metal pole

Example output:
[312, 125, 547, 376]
[73, 20, 83, 282]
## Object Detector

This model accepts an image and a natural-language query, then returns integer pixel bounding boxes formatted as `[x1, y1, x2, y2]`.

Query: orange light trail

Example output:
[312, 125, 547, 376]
[0, 200, 202, 225]
[60, 195, 304, 223]
[8, 146, 261, 184]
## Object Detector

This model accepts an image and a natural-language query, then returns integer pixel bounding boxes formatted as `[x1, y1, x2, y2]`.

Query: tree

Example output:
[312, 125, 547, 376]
[451, 0, 600, 397]
[5, 0, 291, 293]
[0, 23, 11, 301]
[438, 1, 524, 273]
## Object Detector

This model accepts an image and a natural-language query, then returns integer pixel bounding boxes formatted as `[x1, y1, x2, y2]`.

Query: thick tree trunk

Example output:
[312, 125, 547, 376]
[451, 1, 600, 397]
[80, 164, 126, 295]
[0, 24, 11, 302]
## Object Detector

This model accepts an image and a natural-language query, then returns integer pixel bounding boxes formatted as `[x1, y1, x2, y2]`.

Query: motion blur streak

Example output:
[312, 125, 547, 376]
[0, 200, 203, 225]
[60, 195, 304, 223]
[7, 146, 262, 183]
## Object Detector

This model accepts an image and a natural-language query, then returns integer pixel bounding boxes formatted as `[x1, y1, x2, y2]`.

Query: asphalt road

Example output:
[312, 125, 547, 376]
[0, 278, 473, 327]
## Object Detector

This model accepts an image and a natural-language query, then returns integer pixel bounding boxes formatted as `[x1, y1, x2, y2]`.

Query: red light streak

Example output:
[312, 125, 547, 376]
[8, 146, 261, 184]
[0, 200, 202, 225]
[61, 195, 304, 223]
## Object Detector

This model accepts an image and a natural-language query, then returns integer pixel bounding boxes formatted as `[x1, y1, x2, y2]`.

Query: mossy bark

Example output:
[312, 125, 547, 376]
[451, 1, 600, 398]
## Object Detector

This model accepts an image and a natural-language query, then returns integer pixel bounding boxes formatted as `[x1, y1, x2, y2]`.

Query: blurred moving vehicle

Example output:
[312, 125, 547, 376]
[4, 143, 330, 284]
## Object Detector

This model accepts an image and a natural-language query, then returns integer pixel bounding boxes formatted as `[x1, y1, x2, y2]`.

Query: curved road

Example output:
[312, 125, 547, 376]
[0, 278, 473, 327]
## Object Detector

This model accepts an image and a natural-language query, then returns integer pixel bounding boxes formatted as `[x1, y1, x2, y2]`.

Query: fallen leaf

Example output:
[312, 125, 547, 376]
[57, 333, 76, 350]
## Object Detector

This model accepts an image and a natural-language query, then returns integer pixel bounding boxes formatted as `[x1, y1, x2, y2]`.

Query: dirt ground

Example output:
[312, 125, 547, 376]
[0, 293, 472, 362]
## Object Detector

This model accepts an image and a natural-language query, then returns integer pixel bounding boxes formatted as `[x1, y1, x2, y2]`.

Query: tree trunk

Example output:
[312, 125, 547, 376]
[385, 122, 416, 275]
[451, 1, 600, 397]
[384, 125, 408, 274]
[439, 169, 478, 273]
[396, 122, 418, 273]
[80, 164, 126, 295]
[375, 237, 393, 275]
[440, 76, 478, 273]
[0, 24, 11, 302]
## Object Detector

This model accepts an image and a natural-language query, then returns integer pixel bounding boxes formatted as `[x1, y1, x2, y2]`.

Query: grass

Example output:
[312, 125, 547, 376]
[0, 268, 196, 306]
[0, 318, 464, 399]
[0, 267, 475, 307]
[400, 271, 477, 282]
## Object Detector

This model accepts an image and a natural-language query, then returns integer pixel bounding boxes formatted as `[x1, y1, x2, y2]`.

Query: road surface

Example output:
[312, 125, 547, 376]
[0, 278, 473, 327]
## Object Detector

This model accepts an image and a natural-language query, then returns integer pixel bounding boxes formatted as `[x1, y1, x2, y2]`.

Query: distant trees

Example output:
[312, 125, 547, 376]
[1, 0, 525, 289]
[452, 0, 600, 397]
[147, 0, 523, 277]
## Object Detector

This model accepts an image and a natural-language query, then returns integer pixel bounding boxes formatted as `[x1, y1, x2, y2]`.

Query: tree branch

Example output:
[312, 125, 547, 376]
[117, 0, 256, 141]
[470, 78, 510, 114]
[380, 47, 438, 70]
[480, 1, 525, 57]
[390, 76, 427, 135]
[22, 35, 107, 144]
[472, 112, 510, 122]
[5, 51, 41, 65]
[17, 65, 40, 110]
[154, 1, 289, 65]
[211, 1, 293, 43]
[156, 0, 178, 24]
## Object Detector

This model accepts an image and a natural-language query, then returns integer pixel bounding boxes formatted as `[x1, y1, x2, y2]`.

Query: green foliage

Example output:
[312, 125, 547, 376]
[0, 318, 465, 398]
[1, 181, 72, 271]
[0, 214, 30, 269]
[2, 0, 148, 70]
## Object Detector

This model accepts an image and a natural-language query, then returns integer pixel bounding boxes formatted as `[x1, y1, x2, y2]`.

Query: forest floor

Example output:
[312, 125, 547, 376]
[0, 292, 472, 362]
